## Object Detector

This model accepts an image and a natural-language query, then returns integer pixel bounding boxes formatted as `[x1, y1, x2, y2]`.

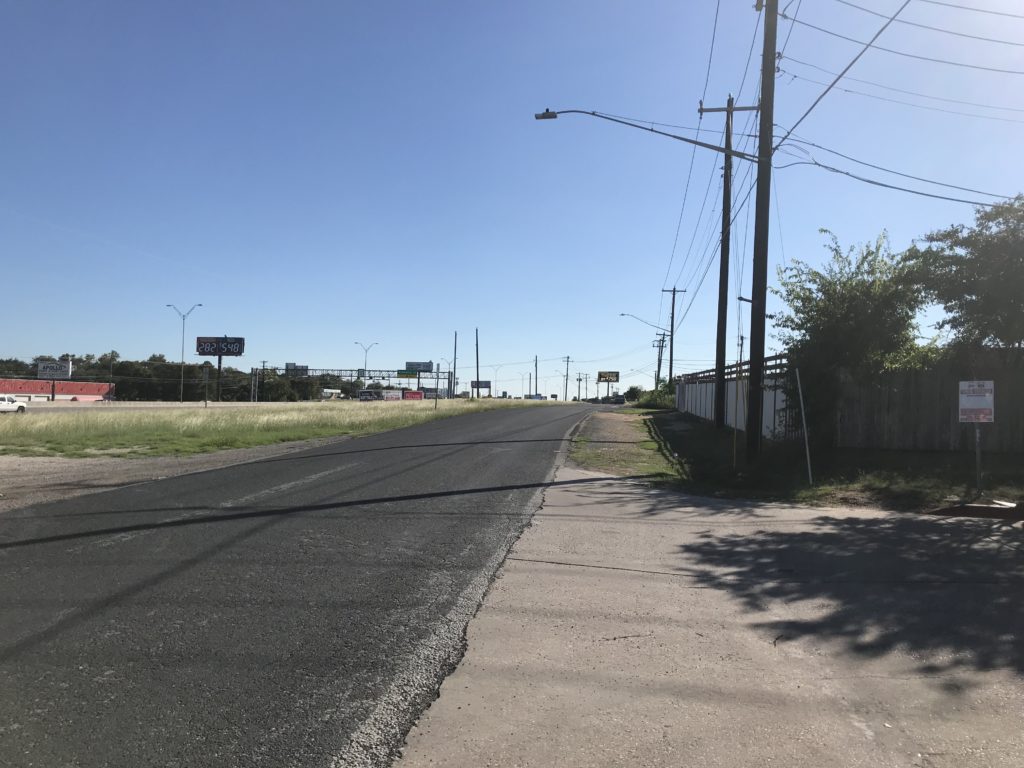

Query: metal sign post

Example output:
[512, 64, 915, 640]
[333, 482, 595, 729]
[959, 380, 994, 493]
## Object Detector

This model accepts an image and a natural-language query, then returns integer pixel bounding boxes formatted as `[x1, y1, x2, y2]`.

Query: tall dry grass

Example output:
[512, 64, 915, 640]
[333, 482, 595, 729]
[0, 399, 544, 457]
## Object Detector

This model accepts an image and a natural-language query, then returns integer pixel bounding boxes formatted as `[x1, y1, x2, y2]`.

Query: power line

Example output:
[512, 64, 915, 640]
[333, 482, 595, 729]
[781, 56, 1024, 113]
[702, 0, 723, 99]
[660, 0, 723, 298]
[592, 112, 757, 137]
[914, 0, 1024, 20]
[676, 177, 758, 331]
[781, 133, 1012, 197]
[778, 68, 1024, 124]
[781, 13, 1024, 75]
[780, 0, 804, 54]
[672, 156, 723, 290]
[776, 0, 912, 150]
[776, 158, 999, 205]
[833, 0, 1024, 46]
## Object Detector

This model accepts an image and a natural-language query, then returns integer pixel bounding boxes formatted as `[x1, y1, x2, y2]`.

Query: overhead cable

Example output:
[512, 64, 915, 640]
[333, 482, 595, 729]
[776, 158, 999, 205]
[781, 13, 1024, 75]
[782, 55, 1024, 113]
[834, 0, 1024, 46]
[776, 0, 912, 150]
[778, 68, 1024, 123]
[660, 0, 723, 296]
[914, 0, 1024, 20]
[782, 133, 1012, 197]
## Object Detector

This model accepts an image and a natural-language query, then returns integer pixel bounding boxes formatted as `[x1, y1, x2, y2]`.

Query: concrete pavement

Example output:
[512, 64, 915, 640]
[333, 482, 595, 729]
[397, 467, 1024, 767]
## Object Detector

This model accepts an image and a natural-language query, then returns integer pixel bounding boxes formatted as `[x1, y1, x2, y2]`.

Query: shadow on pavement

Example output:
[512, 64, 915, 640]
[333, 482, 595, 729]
[676, 513, 1024, 678]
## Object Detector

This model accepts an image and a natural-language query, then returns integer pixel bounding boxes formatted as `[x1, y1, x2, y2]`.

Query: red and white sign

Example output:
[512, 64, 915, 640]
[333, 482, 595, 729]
[402, 390, 424, 400]
[382, 390, 403, 401]
[959, 380, 994, 423]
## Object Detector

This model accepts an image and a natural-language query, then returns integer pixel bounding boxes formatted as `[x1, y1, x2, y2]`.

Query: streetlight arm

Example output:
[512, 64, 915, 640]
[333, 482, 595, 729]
[535, 109, 759, 163]
[620, 313, 669, 333]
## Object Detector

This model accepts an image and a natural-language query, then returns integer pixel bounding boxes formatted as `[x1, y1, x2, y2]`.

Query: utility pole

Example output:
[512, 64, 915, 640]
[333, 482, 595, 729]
[563, 356, 570, 402]
[475, 328, 480, 399]
[700, 95, 758, 429]
[256, 360, 267, 402]
[528, 372, 532, 398]
[534, 356, 538, 398]
[576, 373, 582, 402]
[747, 0, 779, 461]
[584, 373, 590, 400]
[452, 331, 458, 399]
[661, 288, 682, 386]
[653, 333, 667, 388]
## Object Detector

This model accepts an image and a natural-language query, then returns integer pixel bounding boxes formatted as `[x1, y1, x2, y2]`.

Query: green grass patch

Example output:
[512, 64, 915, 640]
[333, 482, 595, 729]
[0, 400, 549, 458]
[648, 410, 1024, 511]
[569, 414, 679, 482]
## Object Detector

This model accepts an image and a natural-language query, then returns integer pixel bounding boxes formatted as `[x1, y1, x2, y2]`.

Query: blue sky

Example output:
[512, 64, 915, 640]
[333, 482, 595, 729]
[2, 1, 1022, 396]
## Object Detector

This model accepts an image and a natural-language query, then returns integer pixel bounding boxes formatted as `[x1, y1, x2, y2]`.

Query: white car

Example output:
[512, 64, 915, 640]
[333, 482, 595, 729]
[0, 395, 26, 414]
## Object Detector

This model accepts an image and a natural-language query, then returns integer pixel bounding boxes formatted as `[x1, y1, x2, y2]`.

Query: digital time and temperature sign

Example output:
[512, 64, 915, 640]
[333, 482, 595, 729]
[196, 337, 245, 356]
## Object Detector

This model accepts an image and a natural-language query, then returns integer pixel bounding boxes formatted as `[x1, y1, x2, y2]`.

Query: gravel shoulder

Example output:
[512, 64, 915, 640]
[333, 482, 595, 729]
[0, 436, 350, 514]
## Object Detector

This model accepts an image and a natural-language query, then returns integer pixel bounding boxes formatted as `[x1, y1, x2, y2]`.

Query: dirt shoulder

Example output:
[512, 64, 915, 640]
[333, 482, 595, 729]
[568, 409, 678, 480]
[0, 435, 349, 515]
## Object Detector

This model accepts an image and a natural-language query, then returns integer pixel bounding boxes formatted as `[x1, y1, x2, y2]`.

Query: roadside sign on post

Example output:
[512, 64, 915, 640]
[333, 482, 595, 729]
[959, 380, 994, 423]
[959, 380, 994, 492]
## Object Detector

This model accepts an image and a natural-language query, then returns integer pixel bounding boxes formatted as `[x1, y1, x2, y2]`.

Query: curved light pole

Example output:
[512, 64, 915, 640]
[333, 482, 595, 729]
[619, 313, 669, 334]
[536, 105, 769, 459]
[166, 303, 202, 402]
[534, 109, 757, 162]
[354, 341, 378, 374]
[489, 364, 503, 398]
[621, 313, 671, 388]
[440, 358, 453, 399]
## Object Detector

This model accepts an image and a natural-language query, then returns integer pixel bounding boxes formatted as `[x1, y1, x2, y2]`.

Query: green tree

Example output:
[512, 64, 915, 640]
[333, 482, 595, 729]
[905, 195, 1024, 348]
[773, 230, 925, 442]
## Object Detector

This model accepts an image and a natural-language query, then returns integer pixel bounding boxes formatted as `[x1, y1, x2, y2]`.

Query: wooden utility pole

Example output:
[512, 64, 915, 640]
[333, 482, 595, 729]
[474, 328, 480, 399]
[653, 333, 667, 387]
[661, 287, 682, 385]
[746, 0, 779, 461]
[699, 95, 758, 429]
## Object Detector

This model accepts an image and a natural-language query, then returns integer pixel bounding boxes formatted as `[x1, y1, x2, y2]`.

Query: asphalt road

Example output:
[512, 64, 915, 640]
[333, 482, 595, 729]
[0, 405, 592, 768]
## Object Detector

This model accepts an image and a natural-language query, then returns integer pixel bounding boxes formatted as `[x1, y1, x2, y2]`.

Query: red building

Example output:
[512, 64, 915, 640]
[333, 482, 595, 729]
[0, 379, 114, 401]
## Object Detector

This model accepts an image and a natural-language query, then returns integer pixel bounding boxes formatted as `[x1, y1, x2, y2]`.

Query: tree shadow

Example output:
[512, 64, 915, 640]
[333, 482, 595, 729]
[676, 513, 1024, 678]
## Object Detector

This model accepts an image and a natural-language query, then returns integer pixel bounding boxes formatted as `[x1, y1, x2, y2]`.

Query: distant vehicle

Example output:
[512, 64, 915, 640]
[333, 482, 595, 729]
[612, 394, 626, 405]
[0, 395, 26, 414]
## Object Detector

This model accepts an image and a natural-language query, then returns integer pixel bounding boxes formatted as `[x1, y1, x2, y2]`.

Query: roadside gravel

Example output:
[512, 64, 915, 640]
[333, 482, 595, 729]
[0, 435, 350, 514]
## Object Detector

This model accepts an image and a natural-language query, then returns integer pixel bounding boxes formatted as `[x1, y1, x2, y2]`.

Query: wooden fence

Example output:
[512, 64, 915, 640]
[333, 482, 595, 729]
[835, 364, 1024, 453]
[679, 354, 1024, 453]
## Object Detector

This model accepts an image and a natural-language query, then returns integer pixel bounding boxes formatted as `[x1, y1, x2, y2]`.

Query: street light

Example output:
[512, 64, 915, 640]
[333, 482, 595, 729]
[166, 303, 202, 403]
[619, 313, 669, 334]
[489, 364, 503, 398]
[354, 341, 378, 373]
[440, 358, 453, 399]
[622, 314, 671, 387]
[534, 109, 758, 162]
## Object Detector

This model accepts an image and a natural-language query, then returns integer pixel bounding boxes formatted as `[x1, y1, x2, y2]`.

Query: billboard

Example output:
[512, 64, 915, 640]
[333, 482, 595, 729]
[382, 390, 403, 401]
[405, 361, 434, 373]
[37, 360, 72, 379]
[471, 381, 491, 389]
[402, 390, 425, 400]
[197, 337, 245, 356]
[597, 371, 620, 383]
[285, 363, 309, 377]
